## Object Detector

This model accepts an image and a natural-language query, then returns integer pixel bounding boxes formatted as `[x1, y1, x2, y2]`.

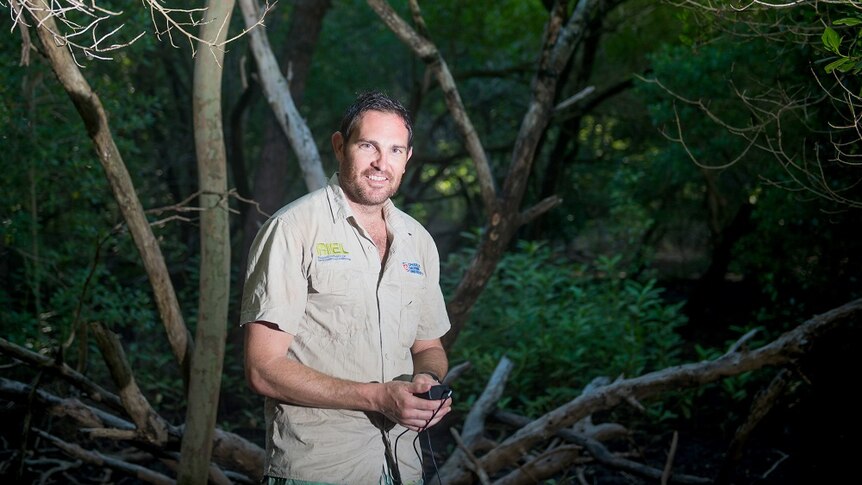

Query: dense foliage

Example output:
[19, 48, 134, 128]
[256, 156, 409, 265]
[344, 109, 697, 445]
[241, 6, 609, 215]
[444, 240, 688, 419]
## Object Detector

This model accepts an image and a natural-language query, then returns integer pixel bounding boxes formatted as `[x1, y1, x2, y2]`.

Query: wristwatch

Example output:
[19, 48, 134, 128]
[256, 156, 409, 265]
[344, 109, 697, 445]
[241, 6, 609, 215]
[413, 371, 441, 383]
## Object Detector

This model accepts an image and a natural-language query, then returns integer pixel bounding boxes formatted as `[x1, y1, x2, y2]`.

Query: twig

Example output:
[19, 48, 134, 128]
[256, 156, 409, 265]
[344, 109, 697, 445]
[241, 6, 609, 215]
[724, 328, 761, 355]
[660, 431, 679, 485]
[449, 428, 491, 485]
[762, 450, 789, 478]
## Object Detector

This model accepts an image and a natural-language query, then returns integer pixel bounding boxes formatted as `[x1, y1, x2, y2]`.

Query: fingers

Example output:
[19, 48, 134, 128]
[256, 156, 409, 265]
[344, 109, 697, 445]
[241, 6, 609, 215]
[413, 397, 453, 430]
[380, 381, 453, 430]
[396, 397, 452, 431]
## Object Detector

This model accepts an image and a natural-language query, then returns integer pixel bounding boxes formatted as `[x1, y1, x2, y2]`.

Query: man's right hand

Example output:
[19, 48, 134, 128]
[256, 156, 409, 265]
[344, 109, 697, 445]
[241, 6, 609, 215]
[376, 380, 452, 431]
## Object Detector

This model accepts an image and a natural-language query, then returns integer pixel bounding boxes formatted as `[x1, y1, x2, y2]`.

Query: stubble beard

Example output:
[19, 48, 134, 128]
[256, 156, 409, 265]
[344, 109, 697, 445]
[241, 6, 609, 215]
[342, 168, 401, 207]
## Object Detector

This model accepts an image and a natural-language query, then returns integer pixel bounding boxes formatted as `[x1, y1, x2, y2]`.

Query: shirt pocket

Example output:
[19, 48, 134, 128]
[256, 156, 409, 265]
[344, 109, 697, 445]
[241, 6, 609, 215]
[398, 273, 427, 347]
[305, 269, 367, 339]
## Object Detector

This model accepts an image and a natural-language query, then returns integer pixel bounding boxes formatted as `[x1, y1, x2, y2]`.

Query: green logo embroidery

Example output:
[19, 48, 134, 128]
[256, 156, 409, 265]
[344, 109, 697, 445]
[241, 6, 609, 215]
[315, 242, 350, 256]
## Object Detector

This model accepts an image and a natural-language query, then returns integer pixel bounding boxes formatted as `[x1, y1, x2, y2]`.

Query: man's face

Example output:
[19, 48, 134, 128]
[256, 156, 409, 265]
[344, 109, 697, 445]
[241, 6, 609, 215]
[332, 110, 412, 208]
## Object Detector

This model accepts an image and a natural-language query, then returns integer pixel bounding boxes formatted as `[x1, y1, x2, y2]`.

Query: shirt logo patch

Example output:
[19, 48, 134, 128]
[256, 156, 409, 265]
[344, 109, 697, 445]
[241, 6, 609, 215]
[316, 242, 351, 262]
[402, 262, 424, 275]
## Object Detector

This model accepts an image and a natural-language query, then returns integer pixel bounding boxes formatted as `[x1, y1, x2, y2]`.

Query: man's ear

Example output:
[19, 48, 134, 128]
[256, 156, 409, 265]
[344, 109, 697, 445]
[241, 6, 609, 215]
[331, 131, 344, 162]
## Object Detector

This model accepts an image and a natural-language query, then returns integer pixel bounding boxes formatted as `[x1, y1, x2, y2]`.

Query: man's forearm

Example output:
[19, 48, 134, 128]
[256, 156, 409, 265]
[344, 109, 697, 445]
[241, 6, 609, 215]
[411, 346, 448, 382]
[247, 356, 382, 411]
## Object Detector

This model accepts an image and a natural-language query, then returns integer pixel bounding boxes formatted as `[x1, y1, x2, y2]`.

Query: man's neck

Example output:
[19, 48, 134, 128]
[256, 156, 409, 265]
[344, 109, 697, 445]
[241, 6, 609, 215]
[346, 199, 386, 227]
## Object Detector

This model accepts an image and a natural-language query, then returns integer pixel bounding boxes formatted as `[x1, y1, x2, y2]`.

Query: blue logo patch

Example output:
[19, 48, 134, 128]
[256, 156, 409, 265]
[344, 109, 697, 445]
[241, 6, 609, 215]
[402, 262, 423, 275]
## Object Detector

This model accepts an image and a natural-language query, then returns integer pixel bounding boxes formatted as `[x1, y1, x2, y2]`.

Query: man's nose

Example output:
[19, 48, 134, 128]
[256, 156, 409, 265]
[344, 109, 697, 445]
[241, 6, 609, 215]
[370, 151, 390, 172]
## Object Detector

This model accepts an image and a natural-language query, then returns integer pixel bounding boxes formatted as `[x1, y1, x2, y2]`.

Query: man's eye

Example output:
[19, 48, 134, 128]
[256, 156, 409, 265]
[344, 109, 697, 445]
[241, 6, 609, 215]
[358, 142, 374, 150]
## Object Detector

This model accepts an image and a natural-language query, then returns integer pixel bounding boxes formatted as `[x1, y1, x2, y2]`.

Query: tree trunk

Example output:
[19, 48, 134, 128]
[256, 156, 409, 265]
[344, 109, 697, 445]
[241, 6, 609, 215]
[26, 0, 192, 383]
[238, 0, 332, 285]
[178, 1, 235, 483]
[237, 0, 328, 195]
[367, 0, 619, 349]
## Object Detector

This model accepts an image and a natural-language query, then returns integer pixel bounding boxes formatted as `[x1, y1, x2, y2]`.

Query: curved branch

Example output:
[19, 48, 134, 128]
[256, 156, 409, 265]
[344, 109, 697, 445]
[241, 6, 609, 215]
[366, 0, 498, 214]
[27, 2, 193, 386]
[237, 0, 327, 192]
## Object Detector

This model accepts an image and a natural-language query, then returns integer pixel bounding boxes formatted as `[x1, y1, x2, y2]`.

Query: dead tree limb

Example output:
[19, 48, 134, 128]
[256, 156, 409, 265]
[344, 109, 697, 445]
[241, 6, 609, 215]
[90, 322, 169, 446]
[32, 428, 175, 485]
[439, 297, 862, 484]
[0, 336, 122, 411]
[0, 377, 134, 431]
[494, 445, 581, 485]
[438, 356, 512, 480]
[493, 409, 708, 483]
[237, 0, 327, 192]
[367, 0, 497, 213]
[715, 368, 792, 485]
[25, 1, 193, 385]
[450, 428, 492, 485]
[0, 376, 264, 481]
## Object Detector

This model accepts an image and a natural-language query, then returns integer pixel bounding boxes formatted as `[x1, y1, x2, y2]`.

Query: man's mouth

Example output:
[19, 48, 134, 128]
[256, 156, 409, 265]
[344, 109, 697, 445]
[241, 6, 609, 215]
[366, 173, 389, 183]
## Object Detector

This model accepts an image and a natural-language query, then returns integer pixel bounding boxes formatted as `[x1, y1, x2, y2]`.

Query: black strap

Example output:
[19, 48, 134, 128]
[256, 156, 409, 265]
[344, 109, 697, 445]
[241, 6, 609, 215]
[380, 427, 403, 485]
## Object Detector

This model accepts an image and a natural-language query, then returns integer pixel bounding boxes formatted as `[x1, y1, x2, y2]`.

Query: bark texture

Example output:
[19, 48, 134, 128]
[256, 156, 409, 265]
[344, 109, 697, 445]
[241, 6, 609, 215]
[178, 1, 235, 483]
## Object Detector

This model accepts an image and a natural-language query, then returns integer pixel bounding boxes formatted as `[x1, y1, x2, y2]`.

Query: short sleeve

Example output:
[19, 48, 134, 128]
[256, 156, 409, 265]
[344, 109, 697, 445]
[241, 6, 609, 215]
[239, 217, 308, 334]
[415, 234, 451, 340]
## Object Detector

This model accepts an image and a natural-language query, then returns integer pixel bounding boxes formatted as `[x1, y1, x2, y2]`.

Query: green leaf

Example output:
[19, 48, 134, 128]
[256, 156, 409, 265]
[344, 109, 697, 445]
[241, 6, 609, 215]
[822, 27, 842, 54]
[837, 59, 857, 73]
[834, 17, 862, 27]
[824, 57, 850, 73]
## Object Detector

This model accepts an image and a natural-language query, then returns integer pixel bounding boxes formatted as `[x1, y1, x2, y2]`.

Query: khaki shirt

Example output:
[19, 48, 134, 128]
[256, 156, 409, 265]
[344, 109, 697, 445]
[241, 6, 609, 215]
[241, 175, 451, 484]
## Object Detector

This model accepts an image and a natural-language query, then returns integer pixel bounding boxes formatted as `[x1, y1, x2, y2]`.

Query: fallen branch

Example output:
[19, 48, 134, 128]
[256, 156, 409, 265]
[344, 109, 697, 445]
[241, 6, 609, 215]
[0, 376, 264, 481]
[715, 368, 792, 485]
[439, 297, 862, 484]
[90, 322, 169, 446]
[439, 356, 513, 479]
[450, 428, 491, 485]
[0, 336, 122, 411]
[32, 428, 175, 485]
[493, 411, 709, 484]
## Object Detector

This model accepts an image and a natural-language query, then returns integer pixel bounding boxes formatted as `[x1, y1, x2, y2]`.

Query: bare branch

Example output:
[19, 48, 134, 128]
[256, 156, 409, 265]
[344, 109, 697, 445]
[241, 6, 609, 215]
[0, 336, 123, 410]
[366, 0, 499, 214]
[32, 428, 176, 485]
[237, 0, 327, 192]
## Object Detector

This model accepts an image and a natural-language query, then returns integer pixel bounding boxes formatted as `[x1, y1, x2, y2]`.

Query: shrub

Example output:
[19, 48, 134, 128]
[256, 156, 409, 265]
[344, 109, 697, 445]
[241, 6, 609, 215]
[443, 240, 688, 418]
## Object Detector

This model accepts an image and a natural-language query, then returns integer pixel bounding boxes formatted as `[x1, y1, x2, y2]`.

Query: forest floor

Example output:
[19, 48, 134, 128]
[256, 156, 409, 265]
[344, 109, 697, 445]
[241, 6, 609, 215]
[422, 375, 856, 485]
[419, 281, 860, 485]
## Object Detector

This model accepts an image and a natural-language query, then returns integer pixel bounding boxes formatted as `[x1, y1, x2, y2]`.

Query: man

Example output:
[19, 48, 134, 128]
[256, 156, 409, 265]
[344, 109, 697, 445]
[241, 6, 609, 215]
[241, 91, 452, 485]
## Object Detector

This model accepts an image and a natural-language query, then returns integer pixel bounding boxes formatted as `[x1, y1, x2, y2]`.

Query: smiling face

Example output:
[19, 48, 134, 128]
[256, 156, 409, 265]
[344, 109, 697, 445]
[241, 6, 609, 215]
[332, 110, 413, 210]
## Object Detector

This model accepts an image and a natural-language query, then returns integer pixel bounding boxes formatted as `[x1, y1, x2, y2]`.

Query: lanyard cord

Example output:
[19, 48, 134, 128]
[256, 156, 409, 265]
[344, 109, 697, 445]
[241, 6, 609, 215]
[392, 397, 449, 485]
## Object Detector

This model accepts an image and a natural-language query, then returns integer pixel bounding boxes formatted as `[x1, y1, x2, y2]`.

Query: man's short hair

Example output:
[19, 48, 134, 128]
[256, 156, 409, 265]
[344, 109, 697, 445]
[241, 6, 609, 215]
[338, 91, 414, 147]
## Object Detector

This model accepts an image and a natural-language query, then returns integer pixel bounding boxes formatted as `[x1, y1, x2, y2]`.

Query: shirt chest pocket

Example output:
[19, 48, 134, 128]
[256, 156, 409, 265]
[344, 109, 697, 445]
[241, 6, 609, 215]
[305, 269, 368, 339]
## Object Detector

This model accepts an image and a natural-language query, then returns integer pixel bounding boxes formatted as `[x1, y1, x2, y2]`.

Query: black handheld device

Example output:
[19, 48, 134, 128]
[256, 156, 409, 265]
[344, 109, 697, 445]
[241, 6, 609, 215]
[414, 384, 452, 400]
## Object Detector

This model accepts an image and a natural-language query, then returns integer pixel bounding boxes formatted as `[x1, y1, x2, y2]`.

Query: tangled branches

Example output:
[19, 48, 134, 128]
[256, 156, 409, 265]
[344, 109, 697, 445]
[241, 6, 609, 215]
[4, 0, 269, 66]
